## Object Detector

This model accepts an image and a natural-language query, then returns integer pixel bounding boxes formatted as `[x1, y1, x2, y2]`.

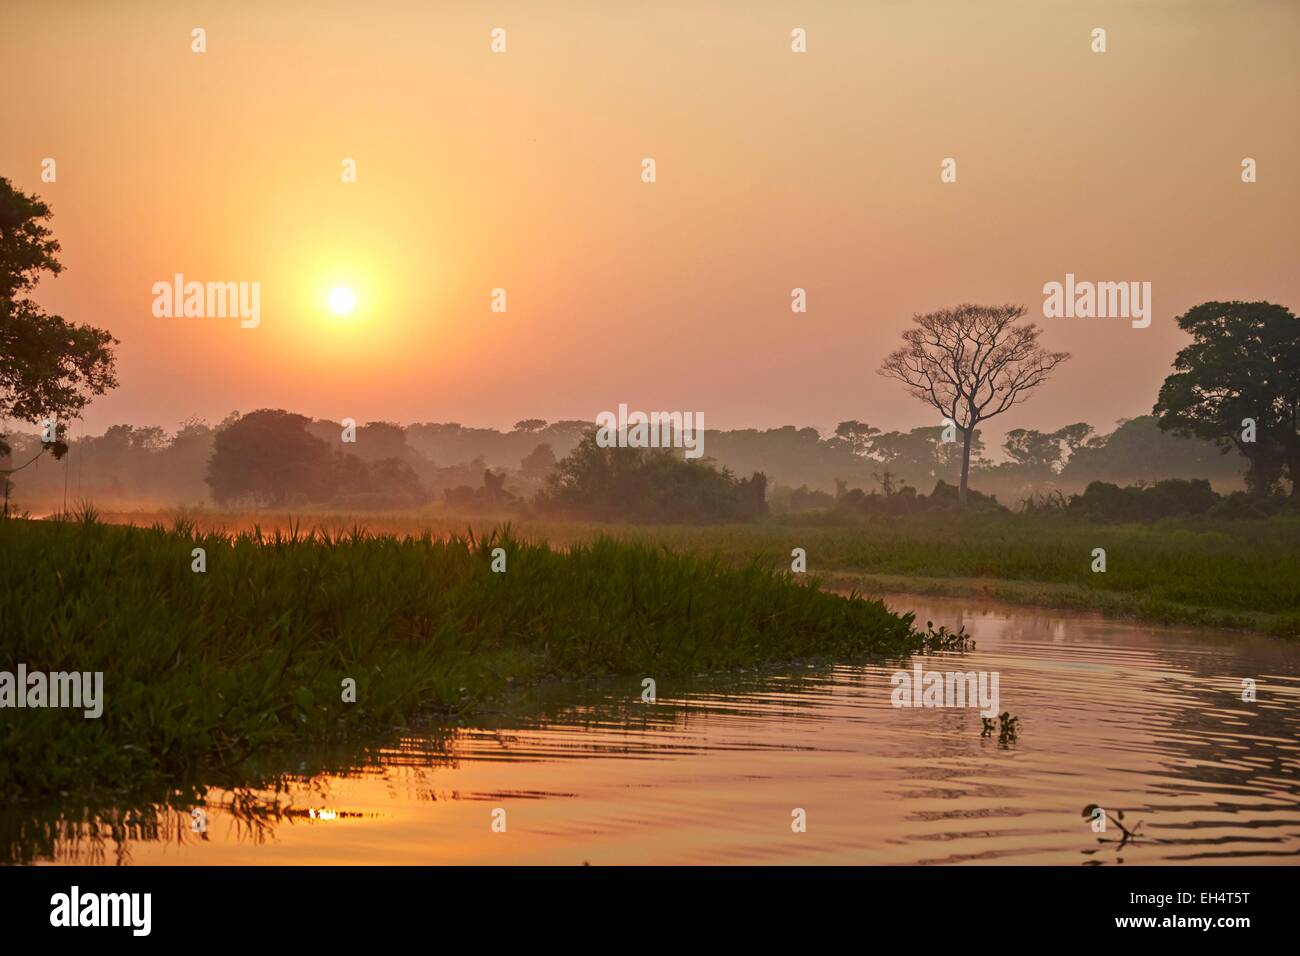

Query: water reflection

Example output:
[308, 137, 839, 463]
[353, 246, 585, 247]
[9, 595, 1300, 865]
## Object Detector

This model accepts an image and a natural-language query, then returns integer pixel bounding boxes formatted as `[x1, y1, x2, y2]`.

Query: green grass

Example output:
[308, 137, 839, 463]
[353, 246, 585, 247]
[0, 513, 941, 802]
[90, 505, 1300, 635]
[619, 512, 1300, 637]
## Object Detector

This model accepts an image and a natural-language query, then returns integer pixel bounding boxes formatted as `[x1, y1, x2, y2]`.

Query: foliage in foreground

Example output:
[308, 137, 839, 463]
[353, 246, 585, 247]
[0, 177, 118, 460]
[0, 513, 931, 800]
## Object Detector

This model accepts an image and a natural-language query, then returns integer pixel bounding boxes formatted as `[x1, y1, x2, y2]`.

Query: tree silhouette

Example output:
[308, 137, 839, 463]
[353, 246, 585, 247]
[520, 442, 557, 478]
[879, 304, 1069, 505]
[206, 409, 334, 506]
[0, 177, 117, 458]
[1154, 301, 1300, 497]
[833, 420, 880, 458]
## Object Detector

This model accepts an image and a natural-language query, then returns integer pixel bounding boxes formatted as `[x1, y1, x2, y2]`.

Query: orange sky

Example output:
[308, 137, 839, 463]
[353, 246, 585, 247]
[2, 0, 1297, 444]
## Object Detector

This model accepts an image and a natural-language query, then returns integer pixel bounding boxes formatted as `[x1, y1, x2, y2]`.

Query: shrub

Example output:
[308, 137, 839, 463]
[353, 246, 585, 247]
[537, 434, 768, 524]
[1068, 479, 1219, 522]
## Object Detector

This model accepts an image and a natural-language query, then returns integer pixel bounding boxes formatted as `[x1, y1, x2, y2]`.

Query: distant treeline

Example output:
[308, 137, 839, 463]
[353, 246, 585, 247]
[1, 410, 1250, 517]
[826, 477, 1299, 522]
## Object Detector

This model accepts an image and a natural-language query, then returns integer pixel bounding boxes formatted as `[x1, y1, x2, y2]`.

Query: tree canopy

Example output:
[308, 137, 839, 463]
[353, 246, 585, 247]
[1154, 301, 1300, 496]
[879, 303, 1069, 504]
[538, 433, 768, 523]
[0, 177, 117, 457]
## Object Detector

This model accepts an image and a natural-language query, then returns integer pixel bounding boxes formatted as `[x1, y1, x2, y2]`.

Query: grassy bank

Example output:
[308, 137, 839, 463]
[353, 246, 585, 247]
[0, 513, 944, 801]
[92, 507, 1300, 638]
[646, 513, 1300, 638]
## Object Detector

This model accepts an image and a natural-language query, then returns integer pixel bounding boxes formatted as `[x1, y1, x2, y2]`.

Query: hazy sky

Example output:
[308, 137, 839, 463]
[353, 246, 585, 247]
[3, 0, 1297, 446]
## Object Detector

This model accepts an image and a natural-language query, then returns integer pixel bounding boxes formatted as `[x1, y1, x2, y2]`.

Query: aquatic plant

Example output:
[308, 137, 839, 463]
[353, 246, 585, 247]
[981, 711, 1020, 746]
[0, 512, 930, 799]
[1081, 803, 1145, 849]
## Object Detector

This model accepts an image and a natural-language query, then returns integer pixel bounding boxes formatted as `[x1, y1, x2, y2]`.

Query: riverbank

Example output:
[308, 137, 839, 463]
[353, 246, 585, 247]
[822, 572, 1295, 636]
[12, 590, 1300, 866]
[82, 507, 1300, 639]
[0, 513, 952, 801]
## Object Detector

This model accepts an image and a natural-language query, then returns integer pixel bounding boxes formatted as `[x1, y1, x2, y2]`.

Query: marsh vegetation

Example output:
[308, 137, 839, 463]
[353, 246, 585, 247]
[1, 510, 954, 800]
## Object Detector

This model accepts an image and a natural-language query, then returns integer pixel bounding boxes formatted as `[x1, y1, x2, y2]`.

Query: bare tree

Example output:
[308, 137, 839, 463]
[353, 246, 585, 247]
[878, 304, 1070, 506]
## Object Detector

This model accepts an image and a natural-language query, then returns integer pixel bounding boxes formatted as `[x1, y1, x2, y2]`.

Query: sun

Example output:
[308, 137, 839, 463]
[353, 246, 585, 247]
[327, 286, 358, 315]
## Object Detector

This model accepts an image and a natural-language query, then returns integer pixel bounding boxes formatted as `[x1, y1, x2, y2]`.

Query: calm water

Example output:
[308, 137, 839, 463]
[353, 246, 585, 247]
[24, 595, 1300, 865]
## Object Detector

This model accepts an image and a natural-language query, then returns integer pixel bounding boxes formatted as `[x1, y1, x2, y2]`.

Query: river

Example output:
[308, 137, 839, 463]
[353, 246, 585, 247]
[21, 594, 1300, 865]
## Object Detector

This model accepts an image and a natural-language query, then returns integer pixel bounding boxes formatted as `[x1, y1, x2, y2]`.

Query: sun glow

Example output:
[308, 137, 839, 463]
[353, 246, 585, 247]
[327, 286, 358, 315]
